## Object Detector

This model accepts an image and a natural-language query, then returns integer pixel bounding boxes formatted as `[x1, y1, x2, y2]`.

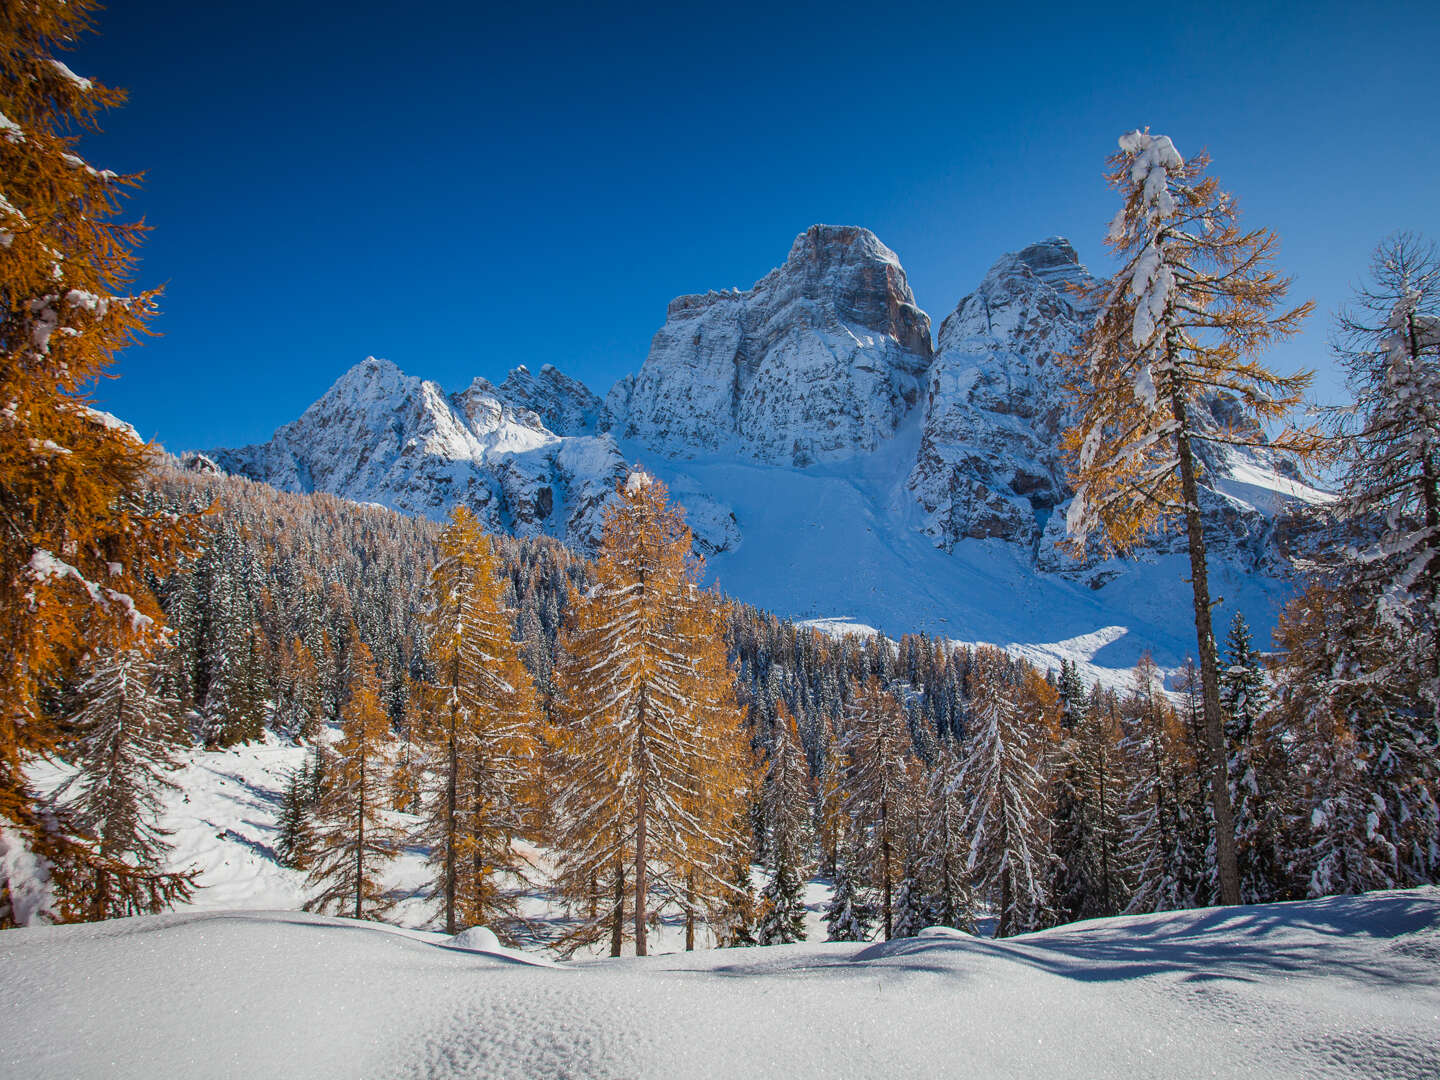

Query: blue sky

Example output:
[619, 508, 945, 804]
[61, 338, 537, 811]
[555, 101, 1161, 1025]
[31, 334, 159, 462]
[68, 0, 1439, 452]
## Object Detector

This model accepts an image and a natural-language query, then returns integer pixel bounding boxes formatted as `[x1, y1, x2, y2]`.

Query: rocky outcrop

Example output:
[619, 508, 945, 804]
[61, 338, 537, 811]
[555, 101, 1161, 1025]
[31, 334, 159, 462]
[604, 225, 933, 466]
[499, 363, 604, 436]
[907, 238, 1091, 550]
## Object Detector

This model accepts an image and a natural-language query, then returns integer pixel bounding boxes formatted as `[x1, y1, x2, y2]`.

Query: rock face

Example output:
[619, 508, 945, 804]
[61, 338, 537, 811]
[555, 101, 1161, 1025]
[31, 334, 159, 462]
[209, 358, 629, 549]
[604, 225, 933, 466]
[908, 238, 1091, 550]
[498, 363, 604, 437]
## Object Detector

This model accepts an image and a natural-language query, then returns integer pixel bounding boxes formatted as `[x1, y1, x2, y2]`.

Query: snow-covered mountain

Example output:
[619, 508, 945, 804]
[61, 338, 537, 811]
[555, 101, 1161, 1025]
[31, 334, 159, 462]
[205, 224, 1329, 668]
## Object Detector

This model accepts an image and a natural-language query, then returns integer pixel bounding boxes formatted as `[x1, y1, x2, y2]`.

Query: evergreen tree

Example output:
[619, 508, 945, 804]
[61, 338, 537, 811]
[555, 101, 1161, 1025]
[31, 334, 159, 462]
[1219, 613, 1290, 902]
[1331, 233, 1440, 719]
[1063, 129, 1324, 906]
[304, 643, 397, 920]
[757, 703, 810, 945]
[51, 646, 196, 918]
[824, 830, 874, 942]
[1121, 658, 1193, 913]
[959, 647, 1057, 936]
[0, 0, 199, 925]
[1053, 684, 1126, 921]
[275, 749, 324, 870]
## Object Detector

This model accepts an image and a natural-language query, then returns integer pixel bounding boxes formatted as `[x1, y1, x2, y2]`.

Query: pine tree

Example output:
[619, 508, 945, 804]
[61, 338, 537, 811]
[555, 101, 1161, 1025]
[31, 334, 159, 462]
[275, 750, 321, 870]
[1121, 658, 1193, 913]
[757, 702, 810, 945]
[304, 643, 397, 920]
[1331, 233, 1440, 719]
[549, 471, 744, 956]
[712, 812, 759, 948]
[842, 678, 912, 941]
[1052, 683, 1126, 921]
[824, 829, 874, 942]
[0, 0, 199, 925]
[416, 508, 540, 936]
[1062, 129, 1324, 906]
[1219, 613, 1289, 902]
[50, 646, 196, 918]
[959, 647, 1057, 936]
[916, 738, 976, 933]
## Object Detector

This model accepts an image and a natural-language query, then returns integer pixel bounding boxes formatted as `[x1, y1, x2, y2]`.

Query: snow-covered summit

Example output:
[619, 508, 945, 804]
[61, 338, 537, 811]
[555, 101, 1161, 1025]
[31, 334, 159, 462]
[209, 357, 628, 549]
[499, 363, 605, 437]
[604, 224, 933, 466]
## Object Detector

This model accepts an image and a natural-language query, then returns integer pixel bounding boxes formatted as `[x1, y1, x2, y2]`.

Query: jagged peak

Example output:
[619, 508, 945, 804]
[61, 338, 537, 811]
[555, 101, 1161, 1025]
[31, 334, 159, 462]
[982, 237, 1090, 291]
[785, 223, 903, 270]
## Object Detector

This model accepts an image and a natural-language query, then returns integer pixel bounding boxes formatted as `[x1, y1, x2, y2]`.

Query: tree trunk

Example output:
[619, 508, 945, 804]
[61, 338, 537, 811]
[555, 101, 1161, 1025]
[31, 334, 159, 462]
[634, 688, 649, 957]
[444, 665, 459, 935]
[1171, 395, 1242, 906]
[685, 870, 695, 951]
[609, 862, 624, 957]
[355, 743, 366, 921]
[880, 796, 892, 941]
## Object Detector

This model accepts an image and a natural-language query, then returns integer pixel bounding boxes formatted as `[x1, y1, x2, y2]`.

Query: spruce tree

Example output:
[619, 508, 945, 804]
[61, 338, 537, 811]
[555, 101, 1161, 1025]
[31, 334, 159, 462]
[824, 831, 874, 942]
[915, 737, 977, 933]
[1053, 685, 1125, 921]
[1121, 658, 1192, 913]
[1063, 129, 1324, 906]
[757, 703, 810, 945]
[51, 646, 197, 918]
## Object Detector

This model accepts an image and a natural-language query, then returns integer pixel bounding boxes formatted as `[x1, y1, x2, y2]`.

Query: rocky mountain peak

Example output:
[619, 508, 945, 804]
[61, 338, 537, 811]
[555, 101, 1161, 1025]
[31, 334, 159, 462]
[499, 363, 604, 436]
[606, 224, 933, 466]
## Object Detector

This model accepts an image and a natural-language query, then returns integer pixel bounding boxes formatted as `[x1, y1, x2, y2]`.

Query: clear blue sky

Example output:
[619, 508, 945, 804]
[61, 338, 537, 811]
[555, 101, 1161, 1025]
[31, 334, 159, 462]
[67, 0, 1439, 452]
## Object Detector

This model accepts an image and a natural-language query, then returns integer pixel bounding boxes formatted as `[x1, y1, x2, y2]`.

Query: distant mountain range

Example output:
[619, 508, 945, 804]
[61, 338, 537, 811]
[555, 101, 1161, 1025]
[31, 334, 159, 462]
[196, 225, 1329, 677]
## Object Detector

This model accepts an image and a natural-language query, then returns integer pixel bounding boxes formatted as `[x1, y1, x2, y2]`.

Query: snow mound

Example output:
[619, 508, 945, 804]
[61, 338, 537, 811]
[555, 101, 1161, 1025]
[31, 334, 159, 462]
[449, 925, 502, 953]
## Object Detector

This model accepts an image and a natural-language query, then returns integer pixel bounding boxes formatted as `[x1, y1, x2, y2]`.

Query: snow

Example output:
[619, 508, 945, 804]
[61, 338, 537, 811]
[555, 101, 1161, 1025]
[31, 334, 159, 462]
[46, 59, 93, 92]
[0, 823, 55, 925]
[3, 888, 1437, 1078]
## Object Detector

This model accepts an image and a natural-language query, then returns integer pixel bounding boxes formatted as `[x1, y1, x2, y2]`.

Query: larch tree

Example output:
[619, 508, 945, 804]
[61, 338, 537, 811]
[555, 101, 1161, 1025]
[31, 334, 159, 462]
[305, 643, 397, 921]
[842, 677, 912, 941]
[1062, 129, 1323, 906]
[1331, 233, 1440, 720]
[959, 647, 1057, 937]
[549, 471, 744, 956]
[757, 701, 811, 945]
[416, 507, 540, 936]
[0, 0, 201, 925]
[50, 645, 196, 918]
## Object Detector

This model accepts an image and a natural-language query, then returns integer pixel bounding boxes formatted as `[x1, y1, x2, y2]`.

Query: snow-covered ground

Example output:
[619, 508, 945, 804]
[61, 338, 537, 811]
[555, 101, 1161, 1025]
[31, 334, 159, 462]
[4, 889, 1436, 1079]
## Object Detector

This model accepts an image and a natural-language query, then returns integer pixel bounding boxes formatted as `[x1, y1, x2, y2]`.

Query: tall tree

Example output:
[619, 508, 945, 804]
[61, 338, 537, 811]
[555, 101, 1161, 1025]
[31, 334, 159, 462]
[1062, 129, 1323, 905]
[959, 647, 1057, 936]
[913, 737, 976, 933]
[1330, 232, 1440, 720]
[1120, 658, 1194, 913]
[0, 0, 200, 925]
[416, 507, 540, 936]
[1053, 682, 1126, 920]
[842, 677, 912, 941]
[549, 472, 743, 956]
[757, 702, 811, 945]
[304, 643, 396, 920]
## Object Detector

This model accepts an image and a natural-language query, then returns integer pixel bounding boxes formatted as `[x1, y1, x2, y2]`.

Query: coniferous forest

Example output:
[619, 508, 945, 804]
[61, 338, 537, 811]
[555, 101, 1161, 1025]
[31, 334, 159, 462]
[2, 2, 1440, 1075]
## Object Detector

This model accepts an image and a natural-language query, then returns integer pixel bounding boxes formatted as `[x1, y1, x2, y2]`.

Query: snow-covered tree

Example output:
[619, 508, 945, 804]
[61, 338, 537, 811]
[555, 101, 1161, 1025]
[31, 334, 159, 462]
[758, 702, 811, 945]
[842, 678, 912, 941]
[416, 507, 540, 936]
[0, 1, 201, 925]
[1219, 614, 1290, 902]
[1331, 233, 1440, 721]
[959, 647, 1058, 936]
[1121, 657, 1195, 913]
[824, 830, 874, 942]
[305, 643, 397, 920]
[275, 749, 324, 870]
[1052, 682, 1126, 920]
[1063, 129, 1324, 905]
[913, 737, 976, 933]
[51, 646, 196, 918]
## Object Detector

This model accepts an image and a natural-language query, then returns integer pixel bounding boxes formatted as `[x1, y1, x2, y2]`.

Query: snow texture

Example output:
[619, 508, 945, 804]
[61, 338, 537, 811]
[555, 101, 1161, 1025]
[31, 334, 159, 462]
[2, 888, 1436, 1078]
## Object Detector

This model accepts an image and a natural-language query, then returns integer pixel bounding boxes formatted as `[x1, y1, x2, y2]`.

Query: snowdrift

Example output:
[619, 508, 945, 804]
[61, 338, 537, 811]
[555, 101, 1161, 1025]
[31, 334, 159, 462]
[3, 889, 1437, 1079]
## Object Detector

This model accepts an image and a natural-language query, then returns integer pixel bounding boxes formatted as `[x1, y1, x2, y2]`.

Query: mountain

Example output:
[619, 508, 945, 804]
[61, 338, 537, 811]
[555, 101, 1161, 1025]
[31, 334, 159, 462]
[208, 358, 628, 550]
[205, 225, 1329, 672]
